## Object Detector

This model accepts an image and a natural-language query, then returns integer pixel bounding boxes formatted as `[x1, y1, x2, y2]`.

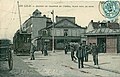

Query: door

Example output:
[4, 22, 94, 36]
[97, 38, 106, 53]
[117, 36, 120, 53]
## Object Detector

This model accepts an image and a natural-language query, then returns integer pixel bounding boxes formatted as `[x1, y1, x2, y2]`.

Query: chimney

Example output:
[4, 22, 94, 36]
[91, 20, 93, 22]
[108, 21, 110, 23]
[98, 21, 100, 23]
[43, 15, 46, 17]
[56, 16, 58, 23]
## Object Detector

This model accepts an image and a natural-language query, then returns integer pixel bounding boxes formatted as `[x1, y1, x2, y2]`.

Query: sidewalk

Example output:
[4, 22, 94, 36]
[20, 50, 120, 77]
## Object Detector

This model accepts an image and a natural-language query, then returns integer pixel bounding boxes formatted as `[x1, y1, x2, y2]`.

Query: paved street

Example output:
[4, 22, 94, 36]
[1, 51, 120, 77]
[0, 54, 43, 77]
[20, 50, 120, 77]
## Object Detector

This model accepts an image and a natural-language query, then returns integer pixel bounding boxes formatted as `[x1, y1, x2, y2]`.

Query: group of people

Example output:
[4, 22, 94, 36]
[65, 42, 99, 69]
[30, 40, 99, 69]
[30, 43, 48, 60]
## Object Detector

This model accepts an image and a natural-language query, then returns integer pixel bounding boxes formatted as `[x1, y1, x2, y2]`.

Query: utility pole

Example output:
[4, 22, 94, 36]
[51, 10, 55, 53]
[17, 1, 22, 33]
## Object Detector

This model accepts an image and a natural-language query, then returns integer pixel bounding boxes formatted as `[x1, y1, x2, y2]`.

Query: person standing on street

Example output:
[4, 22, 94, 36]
[85, 43, 93, 61]
[43, 43, 48, 56]
[82, 41, 87, 62]
[70, 45, 77, 61]
[84, 44, 89, 62]
[64, 43, 68, 54]
[76, 43, 84, 68]
[88, 43, 92, 54]
[30, 44, 36, 60]
[91, 43, 99, 65]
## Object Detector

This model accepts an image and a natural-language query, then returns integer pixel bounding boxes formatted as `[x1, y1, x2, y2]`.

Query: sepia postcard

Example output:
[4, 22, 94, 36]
[0, 0, 120, 77]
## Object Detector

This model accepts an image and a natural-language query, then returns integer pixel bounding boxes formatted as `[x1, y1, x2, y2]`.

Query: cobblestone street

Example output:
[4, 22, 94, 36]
[0, 55, 43, 77]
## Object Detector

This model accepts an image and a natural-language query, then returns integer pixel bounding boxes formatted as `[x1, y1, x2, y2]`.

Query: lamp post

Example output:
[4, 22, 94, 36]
[51, 10, 55, 53]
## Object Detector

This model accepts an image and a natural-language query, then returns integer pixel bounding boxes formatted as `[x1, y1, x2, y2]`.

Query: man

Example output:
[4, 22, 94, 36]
[76, 43, 84, 68]
[84, 45, 89, 62]
[102, 42, 106, 53]
[91, 43, 99, 65]
[70, 45, 77, 61]
[82, 41, 87, 62]
[30, 44, 36, 60]
[64, 43, 68, 54]
[88, 43, 92, 53]
[43, 43, 48, 56]
[85, 43, 93, 61]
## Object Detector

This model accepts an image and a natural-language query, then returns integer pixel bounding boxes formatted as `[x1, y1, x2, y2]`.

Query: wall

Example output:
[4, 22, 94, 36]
[87, 36, 97, 44]
[31, 17, 47, 39]
[56, 17, 75, 23]
[106, 36, 117, 53]
[87, 36, 118, 53]
[53, 28, 85, 36]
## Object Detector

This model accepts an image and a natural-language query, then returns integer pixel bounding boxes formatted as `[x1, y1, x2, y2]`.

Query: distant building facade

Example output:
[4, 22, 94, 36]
[86, 20, 120, 53]
[37, 16, 86, 50]
[19, 9, 86, 50]
[21, 9, 52, 46]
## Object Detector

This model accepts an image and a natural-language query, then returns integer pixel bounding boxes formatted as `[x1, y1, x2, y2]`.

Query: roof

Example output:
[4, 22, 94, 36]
[47, 18, 86, 29]
[87, 20, 120, 36]
[92, 22, 100, 29]
[32, 9, 42, 16]
[91, 21, 120, 29]
[86, 28, 120, 36]
[108, 23, 120, 29]
[0, 38, 11, 41]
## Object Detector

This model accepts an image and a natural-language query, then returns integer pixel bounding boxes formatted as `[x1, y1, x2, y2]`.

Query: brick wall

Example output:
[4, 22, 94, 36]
[87, 36, 97, 44]
[106, 36, 117, 53]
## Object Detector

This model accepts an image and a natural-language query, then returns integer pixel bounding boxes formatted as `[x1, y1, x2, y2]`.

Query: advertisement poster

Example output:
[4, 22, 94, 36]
[0, 0, 120, 77]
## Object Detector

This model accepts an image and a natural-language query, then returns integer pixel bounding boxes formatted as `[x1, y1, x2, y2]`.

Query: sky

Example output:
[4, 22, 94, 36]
[0, 0, 120, 40]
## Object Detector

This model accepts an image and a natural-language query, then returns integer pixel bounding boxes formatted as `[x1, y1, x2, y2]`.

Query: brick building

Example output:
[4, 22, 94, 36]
[86, 20, 120, 53]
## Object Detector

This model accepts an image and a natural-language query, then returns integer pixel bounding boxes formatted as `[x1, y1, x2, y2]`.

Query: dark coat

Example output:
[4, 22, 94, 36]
[92, 45, 98, 55]
[76, 45, 85, 58]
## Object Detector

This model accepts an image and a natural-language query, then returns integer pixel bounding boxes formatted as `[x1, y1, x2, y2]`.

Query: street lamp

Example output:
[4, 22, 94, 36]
[51, 10, 55, 53]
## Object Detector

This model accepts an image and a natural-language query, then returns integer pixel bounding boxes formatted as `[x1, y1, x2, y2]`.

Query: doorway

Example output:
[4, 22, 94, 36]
[97, 38, 106, 53]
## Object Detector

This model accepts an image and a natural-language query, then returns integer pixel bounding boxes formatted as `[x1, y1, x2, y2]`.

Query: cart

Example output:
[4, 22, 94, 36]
[0, 39, 13, 71]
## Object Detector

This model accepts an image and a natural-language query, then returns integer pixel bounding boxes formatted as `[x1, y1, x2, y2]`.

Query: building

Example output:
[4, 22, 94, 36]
[86, 20, 120, 53]
[21, 9, 52, 46]
[37, 16, 86, 50]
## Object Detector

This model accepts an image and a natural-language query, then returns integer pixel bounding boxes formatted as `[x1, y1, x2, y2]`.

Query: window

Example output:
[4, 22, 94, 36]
[64, 29, 68, 36]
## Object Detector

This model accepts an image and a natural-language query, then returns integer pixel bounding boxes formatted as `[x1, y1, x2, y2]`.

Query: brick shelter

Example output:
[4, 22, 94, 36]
[86, 20, 120, 53]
